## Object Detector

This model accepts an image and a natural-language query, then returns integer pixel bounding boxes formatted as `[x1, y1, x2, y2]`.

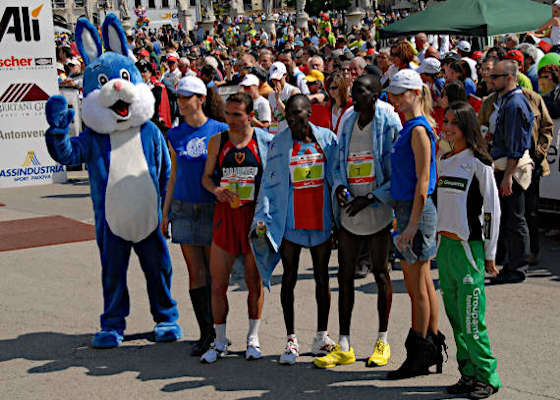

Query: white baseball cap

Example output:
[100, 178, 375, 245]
[204, 56, 219, 70]
[240, 74, 260, 87]
[554, 0, 560, 7]
[177, 76, 207, 97]
[457, 40, 471, 53]
[269, 61, 287, 80]
[417, 57, 441, 75]
[386, 69, 423, 95]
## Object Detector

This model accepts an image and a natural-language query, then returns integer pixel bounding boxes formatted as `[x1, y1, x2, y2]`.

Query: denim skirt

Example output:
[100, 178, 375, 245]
[169, 200, 215, 246]
[393, 196, 437, 262]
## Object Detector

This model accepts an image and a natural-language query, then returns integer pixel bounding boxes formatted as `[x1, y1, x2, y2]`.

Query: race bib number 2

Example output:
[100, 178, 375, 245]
[290, 153, 325, 189]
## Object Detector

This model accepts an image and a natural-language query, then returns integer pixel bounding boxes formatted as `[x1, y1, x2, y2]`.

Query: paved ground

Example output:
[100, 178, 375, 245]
[1, 172, 559, 400]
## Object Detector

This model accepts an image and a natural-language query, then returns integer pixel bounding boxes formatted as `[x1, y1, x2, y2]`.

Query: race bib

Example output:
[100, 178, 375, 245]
[269, 120, 279, 135]
[347, 151, 375, 185]
[220, 174, 256, 204]
[290, 152, 325, 189]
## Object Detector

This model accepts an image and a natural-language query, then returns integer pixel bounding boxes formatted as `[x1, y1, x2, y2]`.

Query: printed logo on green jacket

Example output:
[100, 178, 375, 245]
[437, 176, 468, 191]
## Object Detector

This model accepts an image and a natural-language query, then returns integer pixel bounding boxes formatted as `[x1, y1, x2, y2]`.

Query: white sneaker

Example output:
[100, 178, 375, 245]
[246, 337, 262, 360]
[200, 341, 228, 364]
[279, 337, 299, 365]
[311, 332, 335, 356]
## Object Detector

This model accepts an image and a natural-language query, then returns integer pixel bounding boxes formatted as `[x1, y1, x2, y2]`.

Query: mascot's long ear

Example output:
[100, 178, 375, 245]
[75, 17, 102, 66]
[102, 14, 129, 57]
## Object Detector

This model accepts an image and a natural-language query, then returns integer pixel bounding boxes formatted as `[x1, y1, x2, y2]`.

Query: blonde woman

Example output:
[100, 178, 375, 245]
[386, 69, 446, 379]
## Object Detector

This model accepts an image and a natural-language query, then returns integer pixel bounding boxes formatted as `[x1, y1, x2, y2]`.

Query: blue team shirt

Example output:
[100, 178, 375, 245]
[390, 115, 437, 201]
[167, 119, 229, 202]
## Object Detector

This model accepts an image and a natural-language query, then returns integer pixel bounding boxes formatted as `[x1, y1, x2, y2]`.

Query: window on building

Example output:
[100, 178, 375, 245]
[162, 0, 169, 7]
[135, 0, 142, 7]
[148, 0, 155, 8]
[52, 0, 67, 8]
[74, 0, 85, 7]
[190, 0, 195, 6]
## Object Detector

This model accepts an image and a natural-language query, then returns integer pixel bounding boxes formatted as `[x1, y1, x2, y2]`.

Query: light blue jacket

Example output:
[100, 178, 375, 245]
[250, 123, 338, 288]
[333, 101, 402, 226]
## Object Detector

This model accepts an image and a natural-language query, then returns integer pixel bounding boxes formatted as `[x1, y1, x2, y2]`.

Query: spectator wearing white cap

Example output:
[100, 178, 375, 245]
[240, 74, 271, 129]
[61, 58, 83, 89]
[456, 40, 478, 82]
[267, 61, 300, 135]
[417, 57, 445, 101]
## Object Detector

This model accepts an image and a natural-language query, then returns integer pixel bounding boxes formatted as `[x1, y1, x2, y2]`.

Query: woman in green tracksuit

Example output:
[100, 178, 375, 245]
[437, 101, 502, 400]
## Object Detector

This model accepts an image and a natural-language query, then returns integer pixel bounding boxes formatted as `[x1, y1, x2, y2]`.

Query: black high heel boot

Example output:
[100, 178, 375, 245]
[387, 329, 436, 380]
[189, 286, 215, 356]
[427, 330, 448, 373]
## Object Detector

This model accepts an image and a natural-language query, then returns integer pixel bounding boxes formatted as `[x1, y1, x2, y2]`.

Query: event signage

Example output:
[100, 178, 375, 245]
[0, 1, 66, 188]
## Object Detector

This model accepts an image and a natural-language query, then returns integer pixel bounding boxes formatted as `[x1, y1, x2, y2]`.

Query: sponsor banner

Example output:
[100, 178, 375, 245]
[0, 0, 65, 187]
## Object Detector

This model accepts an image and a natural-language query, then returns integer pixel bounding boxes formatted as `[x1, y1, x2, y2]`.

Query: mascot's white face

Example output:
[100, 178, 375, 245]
[76, 14, 154, 134]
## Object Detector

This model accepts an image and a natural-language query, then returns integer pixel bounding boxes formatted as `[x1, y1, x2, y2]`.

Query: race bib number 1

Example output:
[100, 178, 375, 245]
[347, 151, 375, 185]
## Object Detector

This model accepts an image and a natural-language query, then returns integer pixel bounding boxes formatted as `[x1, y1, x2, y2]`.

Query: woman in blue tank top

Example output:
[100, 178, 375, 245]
[386, 69, 447, 379]
[162, 77, 229, 357]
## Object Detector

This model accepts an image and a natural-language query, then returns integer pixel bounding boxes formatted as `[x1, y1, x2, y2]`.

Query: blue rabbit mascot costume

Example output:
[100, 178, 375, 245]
[45, 14, 182, 348]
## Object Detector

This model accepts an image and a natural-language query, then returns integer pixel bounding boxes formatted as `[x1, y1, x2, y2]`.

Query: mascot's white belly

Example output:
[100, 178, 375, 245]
[105, 127, 158, 243]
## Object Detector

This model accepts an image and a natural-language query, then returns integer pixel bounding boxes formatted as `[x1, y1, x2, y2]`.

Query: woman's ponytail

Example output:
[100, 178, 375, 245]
[420, 83, 436, 129]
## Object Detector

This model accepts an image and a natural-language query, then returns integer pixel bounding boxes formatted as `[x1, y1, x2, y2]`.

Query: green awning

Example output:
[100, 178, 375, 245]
[381, 0, 551, 38]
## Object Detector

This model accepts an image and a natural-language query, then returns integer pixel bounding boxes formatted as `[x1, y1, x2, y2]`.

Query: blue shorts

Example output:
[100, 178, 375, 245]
[169, 200, 215, 246]
[393, 197, 437, 262]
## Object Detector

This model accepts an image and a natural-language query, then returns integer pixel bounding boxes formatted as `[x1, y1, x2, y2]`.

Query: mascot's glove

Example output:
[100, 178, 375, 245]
[46, 95, 75, 135]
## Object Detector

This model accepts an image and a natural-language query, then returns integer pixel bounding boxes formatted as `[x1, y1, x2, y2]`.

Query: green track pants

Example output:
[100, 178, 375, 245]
[437, 236, 502, 389]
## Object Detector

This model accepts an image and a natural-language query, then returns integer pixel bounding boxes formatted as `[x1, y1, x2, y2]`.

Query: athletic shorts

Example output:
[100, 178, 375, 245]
[169, 200, 215, 246]
[393, 196, 437, 262]
[212, 202, 255, 256]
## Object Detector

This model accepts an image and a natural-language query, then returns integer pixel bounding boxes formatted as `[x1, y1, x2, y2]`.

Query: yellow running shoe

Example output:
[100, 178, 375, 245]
[367, 339, 391, 367]
[313, 344, 356, 368]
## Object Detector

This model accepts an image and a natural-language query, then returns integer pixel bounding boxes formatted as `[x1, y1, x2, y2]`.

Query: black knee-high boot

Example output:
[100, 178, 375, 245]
[427, 330, 448, 373]
[387, 329, 437, 380]
[189, 286, 215, 356]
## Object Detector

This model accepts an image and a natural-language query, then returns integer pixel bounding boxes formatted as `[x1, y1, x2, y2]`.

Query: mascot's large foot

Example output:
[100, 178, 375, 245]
[91, 330, 124, 348]
[154, 322, 183, 342]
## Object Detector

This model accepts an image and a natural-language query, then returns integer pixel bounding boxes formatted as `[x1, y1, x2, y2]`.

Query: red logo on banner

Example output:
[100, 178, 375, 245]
[0, 83, 49, 103]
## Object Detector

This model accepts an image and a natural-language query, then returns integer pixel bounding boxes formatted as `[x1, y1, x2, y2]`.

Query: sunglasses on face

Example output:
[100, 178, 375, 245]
[329, 86, 338, 90]
[443, 119, 459, 125]
[489, 73, 508, 80]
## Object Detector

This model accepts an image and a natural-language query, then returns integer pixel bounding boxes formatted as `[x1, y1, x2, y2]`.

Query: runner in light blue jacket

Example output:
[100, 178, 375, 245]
[249, 94, 339, 365]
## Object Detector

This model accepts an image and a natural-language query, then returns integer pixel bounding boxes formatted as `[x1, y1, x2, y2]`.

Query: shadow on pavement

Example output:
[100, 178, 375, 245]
[0, 331, 460, 399]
